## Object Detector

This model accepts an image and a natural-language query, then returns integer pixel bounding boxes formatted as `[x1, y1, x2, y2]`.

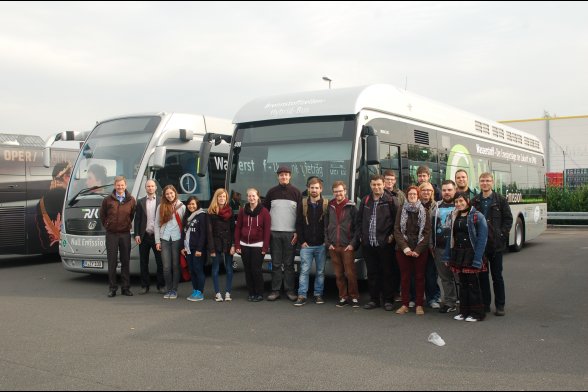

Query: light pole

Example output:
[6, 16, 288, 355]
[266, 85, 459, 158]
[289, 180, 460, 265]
[322, 76, 332, 89]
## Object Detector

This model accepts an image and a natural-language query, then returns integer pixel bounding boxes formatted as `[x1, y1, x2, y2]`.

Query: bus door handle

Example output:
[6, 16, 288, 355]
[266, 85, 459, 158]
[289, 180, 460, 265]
[8, 185, 19, 188]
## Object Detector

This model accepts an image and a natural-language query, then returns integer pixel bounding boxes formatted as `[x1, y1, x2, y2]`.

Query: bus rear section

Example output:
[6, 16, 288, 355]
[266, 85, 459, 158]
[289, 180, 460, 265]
[0, 133, 81, 255]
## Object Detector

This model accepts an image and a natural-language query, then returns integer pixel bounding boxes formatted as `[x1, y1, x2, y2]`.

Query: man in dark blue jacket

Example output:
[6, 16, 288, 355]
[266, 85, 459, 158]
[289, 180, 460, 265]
[471, 172, 513, 316]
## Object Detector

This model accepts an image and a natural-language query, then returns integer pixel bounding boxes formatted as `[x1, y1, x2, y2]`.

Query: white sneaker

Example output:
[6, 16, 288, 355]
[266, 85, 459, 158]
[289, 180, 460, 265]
[465, 316, 479, 322]
[215, 293, 224, 302]
[454, 314, 465, 321]
[409, 301, 416, 308]
[224, 292, 232, 301]
[430, 302, 441, 309]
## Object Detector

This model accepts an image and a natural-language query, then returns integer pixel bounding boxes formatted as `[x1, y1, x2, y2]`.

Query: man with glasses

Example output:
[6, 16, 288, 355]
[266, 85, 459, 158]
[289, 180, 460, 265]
[325, 181, 360, 307]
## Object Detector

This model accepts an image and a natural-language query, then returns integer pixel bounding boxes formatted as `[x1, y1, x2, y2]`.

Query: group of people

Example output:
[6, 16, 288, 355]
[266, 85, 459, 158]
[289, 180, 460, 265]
[101, 164, 512, 322]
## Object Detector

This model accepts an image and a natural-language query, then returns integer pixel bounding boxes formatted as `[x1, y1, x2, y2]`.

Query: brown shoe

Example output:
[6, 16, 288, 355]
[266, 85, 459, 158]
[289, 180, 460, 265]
[267, 291, 280, 301]
[416, 306, 425, 315]
[396, 305, 409, 314]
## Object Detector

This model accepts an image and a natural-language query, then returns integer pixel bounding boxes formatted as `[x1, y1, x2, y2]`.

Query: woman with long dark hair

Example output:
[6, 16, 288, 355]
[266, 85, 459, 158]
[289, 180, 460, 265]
[155, 185, 185, 299]
[181, 196, 208, 302]
[444, 192, 488, 322]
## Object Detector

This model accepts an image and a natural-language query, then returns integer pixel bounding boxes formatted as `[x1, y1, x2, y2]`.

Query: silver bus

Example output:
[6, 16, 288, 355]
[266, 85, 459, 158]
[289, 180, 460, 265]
[200, 84, 546, 277]
[60, 112, 231, 275]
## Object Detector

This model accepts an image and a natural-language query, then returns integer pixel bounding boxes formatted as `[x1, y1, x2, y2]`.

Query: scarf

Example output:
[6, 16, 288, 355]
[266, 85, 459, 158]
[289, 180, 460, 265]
[218, 204, 233, 221]
[400, 200, 427, 245]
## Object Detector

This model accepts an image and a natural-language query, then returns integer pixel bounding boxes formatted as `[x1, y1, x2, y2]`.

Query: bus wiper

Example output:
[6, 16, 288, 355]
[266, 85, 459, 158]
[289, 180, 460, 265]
[68, 184, 114, 206]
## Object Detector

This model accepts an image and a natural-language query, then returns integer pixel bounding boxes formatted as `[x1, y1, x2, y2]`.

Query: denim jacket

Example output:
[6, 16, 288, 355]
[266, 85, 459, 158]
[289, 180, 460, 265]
[443, 206, 488, 269]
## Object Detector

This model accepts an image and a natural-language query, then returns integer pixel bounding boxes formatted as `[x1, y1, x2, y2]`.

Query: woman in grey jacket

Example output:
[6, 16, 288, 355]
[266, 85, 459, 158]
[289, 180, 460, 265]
[155, 185, 186, 300]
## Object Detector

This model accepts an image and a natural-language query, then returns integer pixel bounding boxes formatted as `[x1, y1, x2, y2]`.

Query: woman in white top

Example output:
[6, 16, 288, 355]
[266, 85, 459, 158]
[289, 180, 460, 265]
[155, 185, 186, 299]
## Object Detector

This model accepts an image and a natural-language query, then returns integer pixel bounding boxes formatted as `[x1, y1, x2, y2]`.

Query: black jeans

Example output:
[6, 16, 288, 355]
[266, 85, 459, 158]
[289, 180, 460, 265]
[362, 243, 396, 304]
[242, 246, 265, 296]
[106, 232, 131, 291]
[480, 251, 506, 308]
[139, 232, 164, 289]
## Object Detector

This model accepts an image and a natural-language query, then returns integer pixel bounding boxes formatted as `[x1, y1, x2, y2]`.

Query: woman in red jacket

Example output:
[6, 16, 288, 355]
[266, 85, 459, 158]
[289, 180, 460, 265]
[235, 188, 271, 302]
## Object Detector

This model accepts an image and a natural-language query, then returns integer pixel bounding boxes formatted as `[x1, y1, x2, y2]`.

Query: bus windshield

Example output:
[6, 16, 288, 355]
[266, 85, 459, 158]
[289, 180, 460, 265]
[66, 116, 160, 203]
[229, 116, 356, 201]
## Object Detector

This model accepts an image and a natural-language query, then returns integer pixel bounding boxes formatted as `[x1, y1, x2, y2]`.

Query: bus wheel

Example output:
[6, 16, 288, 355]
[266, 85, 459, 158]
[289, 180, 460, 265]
[509, 217, 524, 252]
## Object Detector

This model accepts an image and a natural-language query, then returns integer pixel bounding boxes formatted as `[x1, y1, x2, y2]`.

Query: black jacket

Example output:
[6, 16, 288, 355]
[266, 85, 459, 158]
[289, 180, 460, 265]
[471, 191, 513, 253]
[134, 195, 160, 238]
[356, 192, 397, 247]
[297, 197, 326, 246]
[208, 212, 235, 253]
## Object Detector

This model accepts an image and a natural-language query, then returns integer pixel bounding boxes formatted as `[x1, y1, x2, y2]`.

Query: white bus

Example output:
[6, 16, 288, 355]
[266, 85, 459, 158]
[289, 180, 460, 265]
[201, 84, 546, 277]
[60, 112, 231, 275]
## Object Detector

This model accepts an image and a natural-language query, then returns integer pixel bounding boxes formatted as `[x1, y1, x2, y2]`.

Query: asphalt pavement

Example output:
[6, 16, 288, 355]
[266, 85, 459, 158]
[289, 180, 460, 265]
[0, 227, 587, 390]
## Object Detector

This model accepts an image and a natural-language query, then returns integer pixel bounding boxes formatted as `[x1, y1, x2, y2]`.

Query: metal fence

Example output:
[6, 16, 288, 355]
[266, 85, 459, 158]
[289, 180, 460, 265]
[547, 211, 588, 224]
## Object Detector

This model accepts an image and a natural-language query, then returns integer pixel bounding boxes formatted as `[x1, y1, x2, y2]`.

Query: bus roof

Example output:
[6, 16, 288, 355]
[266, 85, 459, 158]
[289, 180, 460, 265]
[96, 112, 233, 136]
[234, 84, 543, 154]
[0, 133, 45, 147]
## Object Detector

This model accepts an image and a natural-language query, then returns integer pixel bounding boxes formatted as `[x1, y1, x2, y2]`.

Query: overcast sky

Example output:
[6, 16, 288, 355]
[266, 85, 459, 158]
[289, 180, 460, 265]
[1, 1, 587, 139]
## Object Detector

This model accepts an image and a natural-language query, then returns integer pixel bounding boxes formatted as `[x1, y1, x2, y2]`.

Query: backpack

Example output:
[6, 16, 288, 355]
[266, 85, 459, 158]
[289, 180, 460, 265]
[302, 197, 328, 225]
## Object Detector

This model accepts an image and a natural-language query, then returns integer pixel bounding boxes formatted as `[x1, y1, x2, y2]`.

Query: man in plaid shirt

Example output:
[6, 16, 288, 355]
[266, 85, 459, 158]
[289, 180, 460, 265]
[356, 175, 398, 311]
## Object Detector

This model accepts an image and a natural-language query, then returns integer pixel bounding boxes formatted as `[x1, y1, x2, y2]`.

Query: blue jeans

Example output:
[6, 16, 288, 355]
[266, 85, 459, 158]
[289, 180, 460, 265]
[160, 239, 181, 291]
[298, 245, 326, 297]
[187, 252, 205, 292]
[212, 252, 234, 294]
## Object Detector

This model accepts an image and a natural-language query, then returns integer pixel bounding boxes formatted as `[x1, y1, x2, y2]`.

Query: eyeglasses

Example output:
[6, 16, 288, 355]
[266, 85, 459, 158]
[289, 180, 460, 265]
[421, 189, 433, 193]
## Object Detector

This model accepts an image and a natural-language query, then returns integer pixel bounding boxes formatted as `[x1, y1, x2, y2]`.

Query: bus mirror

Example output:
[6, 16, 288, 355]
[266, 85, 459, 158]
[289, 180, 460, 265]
[179, 129, 194, 142]
[152, 146, 167, 170]
[197, 142, 212, 177]
[43, 147, 51, 168]
[366, 134, 380, 165]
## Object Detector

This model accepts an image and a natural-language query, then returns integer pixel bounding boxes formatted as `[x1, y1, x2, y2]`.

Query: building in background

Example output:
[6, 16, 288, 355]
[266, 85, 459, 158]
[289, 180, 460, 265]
[501, 115, 588, 188]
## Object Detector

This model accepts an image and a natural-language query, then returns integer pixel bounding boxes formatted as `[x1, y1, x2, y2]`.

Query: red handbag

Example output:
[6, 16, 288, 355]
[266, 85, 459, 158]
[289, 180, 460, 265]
[175, 212, 192, 282]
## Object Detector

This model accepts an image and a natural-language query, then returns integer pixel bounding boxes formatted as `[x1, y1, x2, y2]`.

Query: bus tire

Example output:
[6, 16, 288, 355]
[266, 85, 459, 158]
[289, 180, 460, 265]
[509, 217, 524, 252]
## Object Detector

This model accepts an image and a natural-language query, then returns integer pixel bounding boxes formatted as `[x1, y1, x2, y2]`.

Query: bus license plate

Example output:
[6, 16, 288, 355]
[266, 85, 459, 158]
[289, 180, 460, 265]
[82, 260, 103, 269]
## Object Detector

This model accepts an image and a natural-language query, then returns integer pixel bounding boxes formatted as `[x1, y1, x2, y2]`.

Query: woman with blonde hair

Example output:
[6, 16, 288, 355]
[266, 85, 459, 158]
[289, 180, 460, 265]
[208, 188, 236, 302]
[155, 185, 186, 299]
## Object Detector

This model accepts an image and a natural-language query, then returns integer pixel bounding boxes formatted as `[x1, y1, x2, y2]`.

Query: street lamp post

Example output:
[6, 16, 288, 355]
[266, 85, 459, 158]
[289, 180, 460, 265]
[322, 76, 332, 89]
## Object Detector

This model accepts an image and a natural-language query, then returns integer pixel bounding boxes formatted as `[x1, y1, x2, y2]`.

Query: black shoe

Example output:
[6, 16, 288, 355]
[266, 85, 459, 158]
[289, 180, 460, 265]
[495, 306, 505, 316]
[336, 298, 349, 308]
[138, 287, 149, 295]
[363, 301, 380, 310]
[252, 295, 264, 302]
[384, 302, 394, 311]
[351, 298, 360, 308]
[439, 305, 457, 313]
[247, 295, 254, 302]
[107, 289, 117, 298]
[157, 287, 167, 294]
[294, 296, 307, 306]
[121, 289, 133, 296]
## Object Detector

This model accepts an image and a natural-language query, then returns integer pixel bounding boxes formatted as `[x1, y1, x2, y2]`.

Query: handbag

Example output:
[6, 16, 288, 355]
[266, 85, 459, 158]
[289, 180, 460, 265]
[175, 211, 192, 282]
